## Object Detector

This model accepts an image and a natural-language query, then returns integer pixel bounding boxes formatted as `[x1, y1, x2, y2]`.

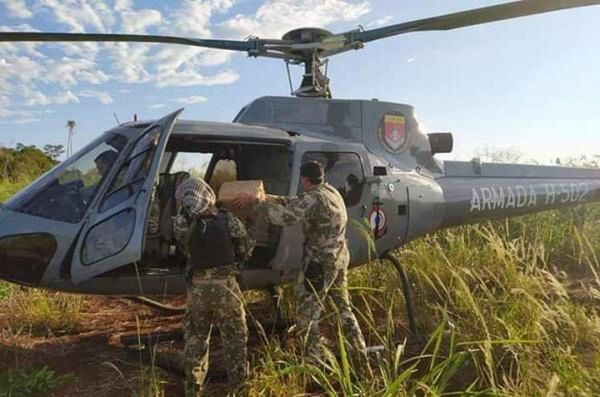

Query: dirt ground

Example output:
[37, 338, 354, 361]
[4, 277, 595, 397]
[0, 294, 275, 397]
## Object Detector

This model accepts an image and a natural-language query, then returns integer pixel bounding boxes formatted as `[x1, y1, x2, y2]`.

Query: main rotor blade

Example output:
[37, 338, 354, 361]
[354, 0, 600, 43]
[0, 32, 257, 52]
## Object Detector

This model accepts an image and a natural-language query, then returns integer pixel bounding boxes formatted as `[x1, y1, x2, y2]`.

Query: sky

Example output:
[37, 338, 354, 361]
[1, 0, 600, 163]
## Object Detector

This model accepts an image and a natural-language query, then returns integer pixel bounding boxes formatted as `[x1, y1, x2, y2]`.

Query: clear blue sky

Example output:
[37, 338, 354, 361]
[1, 0, 599, 163]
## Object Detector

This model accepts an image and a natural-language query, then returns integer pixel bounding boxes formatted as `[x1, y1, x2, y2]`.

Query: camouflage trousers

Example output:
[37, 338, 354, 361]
[295, 265, 368, 362]
[183, 275, 248, 397]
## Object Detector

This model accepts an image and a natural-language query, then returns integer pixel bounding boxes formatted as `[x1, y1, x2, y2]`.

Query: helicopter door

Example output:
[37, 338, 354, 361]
[300, 150, 372, 264]
[270, 146, 372, 275]
[69, 109, 183, 284]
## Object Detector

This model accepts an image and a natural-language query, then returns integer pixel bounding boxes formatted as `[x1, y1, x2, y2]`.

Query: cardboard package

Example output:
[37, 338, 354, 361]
[218, 180, 265, 219]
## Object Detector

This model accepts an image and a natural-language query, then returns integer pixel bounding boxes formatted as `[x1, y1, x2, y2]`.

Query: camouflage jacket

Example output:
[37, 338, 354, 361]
[257, 182, 349, 270]
[174, 209, 255, 279]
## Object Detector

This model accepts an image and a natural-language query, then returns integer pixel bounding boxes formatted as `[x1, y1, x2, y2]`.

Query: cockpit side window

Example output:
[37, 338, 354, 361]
[210, 159, 237, 194]
[237, 146, 291, 195]
[100, 127, 161, 213]
[300, 152, 365, 207]
[81, 209, 135, 265]
[170, 152, 212, 177]
[5, 133, 126, 223]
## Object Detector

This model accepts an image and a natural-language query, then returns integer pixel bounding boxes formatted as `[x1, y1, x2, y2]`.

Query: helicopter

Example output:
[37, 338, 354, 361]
[1, 0, 600, 330]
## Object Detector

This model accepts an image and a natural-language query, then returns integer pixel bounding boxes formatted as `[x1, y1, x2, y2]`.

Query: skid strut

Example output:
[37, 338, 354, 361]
[382, 253, 418, 337]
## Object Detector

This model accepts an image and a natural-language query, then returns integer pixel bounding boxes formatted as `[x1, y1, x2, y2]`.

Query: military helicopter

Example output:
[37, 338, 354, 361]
[1, 1, 600, 333]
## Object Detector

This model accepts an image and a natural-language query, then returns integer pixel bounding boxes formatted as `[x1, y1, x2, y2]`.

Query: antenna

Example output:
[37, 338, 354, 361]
[113, 113, 120, 125]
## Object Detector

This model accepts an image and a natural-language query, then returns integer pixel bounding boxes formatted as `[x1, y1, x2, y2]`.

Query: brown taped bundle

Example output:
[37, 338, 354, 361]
[217, 180, 265, 218]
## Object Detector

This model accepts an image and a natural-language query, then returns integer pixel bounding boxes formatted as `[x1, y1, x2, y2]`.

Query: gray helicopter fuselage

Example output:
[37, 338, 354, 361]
[1, 96, 599, 296]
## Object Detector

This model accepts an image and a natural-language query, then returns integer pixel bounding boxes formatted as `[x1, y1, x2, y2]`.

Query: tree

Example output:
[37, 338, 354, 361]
[43, 144, 65, 161]
[0, 148, 14, 180]
[66, 120, 76, 158]
[15, 143, 34, 152]
[0, 144, 56, 182]
[474, 145, 524, 164]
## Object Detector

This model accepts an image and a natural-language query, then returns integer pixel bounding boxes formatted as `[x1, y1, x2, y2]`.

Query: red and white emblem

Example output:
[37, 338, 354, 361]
[380, 114, 407, 152]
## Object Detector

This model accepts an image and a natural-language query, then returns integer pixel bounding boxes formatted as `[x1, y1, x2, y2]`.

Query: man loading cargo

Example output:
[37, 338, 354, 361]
[173, 177, 254, 396]
[232, 161, 368, 362]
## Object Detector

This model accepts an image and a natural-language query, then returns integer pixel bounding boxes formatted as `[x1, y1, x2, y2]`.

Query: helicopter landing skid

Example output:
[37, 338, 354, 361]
[120, 329, 185, 376]
[120, 330, 231, 380]
[121, 286, 292, 356]
[119, 318, 283, 378]
[127, 296, 186, 313]
[382, 253, 419, 338]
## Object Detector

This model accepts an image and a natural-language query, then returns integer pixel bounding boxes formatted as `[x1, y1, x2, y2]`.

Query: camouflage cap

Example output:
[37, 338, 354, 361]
[175, 177, 216, 217]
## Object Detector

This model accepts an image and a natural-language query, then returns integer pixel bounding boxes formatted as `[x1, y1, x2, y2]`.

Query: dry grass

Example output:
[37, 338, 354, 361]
[2, 289, 84, 336]
[244, 204, 600, 395]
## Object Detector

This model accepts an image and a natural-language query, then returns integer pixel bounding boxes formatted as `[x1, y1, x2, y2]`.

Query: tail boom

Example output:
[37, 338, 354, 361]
[437, 161, 600, 228]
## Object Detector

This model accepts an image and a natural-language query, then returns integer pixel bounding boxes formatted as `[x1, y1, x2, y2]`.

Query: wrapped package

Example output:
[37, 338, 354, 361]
[218, 180, 265, 219]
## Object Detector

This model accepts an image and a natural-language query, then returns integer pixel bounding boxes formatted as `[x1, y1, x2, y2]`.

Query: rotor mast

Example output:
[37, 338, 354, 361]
[292, 52, 330, 98]
[278, 28, 335, 98]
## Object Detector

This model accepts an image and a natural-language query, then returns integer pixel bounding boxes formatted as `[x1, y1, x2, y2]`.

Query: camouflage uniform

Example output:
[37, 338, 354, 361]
[174, 178, 254, 396]
[257, 182, 367, 360]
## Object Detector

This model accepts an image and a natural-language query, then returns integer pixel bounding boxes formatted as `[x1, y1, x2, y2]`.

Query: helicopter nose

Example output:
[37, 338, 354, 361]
[0, 233, 56, 286]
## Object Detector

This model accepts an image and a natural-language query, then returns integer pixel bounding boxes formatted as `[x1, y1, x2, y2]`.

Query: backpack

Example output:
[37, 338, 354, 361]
[187, 210, 235, 270]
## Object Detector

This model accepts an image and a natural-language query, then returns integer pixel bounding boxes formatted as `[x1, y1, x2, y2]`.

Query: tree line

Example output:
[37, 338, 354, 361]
[0, 144, 63, 183]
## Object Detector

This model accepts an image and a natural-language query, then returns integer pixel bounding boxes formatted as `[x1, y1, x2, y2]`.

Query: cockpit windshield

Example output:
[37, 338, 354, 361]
[5, 133, 127, 223]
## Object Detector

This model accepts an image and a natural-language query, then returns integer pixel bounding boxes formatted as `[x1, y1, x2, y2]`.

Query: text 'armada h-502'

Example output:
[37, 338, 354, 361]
[469, 183, 592, 213]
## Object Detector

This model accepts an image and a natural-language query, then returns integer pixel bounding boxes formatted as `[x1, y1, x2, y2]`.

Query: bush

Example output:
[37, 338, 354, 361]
[0, 282, 13, 301]
[0, 366, 74, 397]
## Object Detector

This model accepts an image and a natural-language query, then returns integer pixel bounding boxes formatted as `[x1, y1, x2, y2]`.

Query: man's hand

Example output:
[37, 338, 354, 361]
[231, 192, 259, 208]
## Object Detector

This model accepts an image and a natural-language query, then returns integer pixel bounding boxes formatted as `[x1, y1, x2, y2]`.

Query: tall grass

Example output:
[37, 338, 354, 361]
[2, 289, 84, 336]
[134, 316, 168, 397]
[245, 204, 600, 395]
[0, 282, 14, 300]
[2, 167, 600, 394]
[365, 205, 600, 395]
[247, 298, 494, 395]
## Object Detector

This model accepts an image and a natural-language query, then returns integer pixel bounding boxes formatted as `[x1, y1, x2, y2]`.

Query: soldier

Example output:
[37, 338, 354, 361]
[94, 149, 118, 177]
[233, 161, 368, 362]
[174, 177, 254, 396]
[81, 150, 119, 206]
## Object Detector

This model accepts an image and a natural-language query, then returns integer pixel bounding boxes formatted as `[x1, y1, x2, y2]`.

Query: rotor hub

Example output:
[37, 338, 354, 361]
[282, 27, 333, 44]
